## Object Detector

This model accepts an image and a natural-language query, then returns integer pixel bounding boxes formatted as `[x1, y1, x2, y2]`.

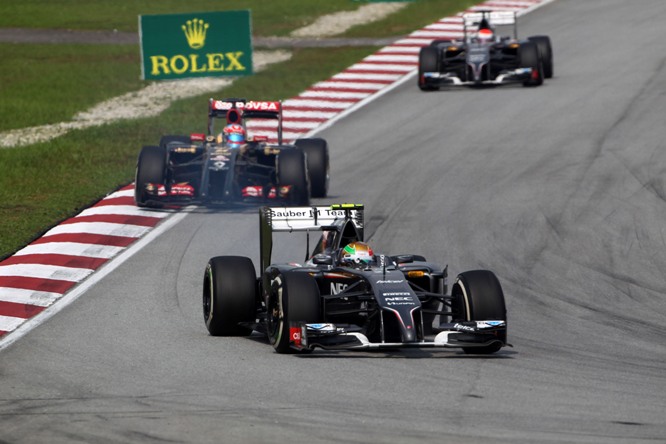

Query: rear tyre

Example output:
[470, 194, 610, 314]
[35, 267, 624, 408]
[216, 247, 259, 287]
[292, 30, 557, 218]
[528, 35, 553, 78]
[295, 138, 329, 198]
[267, 272, 321, 354]
[135, 145, 166, 207]
[451, 270, 507, 354]
[203, 256, 257, 336]
[277, 149, 310, 206]
[418, 46, 440, 91]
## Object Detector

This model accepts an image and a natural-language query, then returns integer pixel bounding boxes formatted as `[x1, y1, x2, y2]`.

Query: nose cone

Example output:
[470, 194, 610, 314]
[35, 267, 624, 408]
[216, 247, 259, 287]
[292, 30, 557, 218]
[401, 325, 417, 343]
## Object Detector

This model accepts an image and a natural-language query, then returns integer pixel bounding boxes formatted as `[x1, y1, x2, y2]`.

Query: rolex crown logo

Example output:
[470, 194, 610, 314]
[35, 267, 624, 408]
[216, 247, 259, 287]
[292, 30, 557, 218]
[182, 18, 209, 49]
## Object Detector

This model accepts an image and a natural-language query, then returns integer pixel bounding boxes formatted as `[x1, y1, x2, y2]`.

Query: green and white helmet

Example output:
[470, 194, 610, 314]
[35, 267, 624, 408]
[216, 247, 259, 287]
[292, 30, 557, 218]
[340, 241, 374, 265]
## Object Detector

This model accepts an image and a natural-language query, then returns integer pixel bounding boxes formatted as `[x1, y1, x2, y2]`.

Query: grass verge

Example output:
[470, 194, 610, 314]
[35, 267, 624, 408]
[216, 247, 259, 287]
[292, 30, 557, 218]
[0, 1, 361, 35]
[0, 44, 142, 132]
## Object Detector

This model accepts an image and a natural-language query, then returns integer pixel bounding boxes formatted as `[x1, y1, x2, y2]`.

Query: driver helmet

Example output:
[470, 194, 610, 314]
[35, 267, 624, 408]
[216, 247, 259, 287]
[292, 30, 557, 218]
[340, 242, 374, 267]
[477, 27, 494, 42]
[477, 18, 494, 43]
[223, 123, 245, 148]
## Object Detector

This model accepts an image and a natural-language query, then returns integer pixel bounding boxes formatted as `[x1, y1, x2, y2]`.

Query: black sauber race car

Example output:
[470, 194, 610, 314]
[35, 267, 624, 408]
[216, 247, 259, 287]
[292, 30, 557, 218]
[418, 10, 553, 90]
[134, 98, 329, 207]
[203, 204, 509, 354]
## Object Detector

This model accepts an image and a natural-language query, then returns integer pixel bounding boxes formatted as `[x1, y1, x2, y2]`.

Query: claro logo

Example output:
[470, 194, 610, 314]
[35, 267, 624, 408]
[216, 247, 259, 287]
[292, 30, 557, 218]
[149, 18, 246, 76]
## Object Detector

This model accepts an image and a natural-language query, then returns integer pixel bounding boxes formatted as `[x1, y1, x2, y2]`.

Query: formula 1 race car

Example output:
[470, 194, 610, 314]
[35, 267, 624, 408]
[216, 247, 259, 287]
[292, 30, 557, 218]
[203, 204, 509, 354]
[418, 10, 553, 90]
[134, 98, 329, 207]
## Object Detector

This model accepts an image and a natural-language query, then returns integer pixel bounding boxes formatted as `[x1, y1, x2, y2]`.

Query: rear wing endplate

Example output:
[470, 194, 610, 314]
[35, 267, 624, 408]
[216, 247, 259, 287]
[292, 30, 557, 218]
[259, 204, 364, 271]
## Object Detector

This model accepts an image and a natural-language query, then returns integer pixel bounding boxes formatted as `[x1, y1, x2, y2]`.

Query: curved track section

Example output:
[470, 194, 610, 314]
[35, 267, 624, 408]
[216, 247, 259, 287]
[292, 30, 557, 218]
[2, 0, 666, 443]
[0, 0, 553, 343]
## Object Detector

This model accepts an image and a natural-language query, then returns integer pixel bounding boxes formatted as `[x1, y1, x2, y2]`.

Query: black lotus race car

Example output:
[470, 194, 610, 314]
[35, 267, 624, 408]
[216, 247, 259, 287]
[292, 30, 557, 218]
[418, 10, 553, 90]
[203, 204, 509, 354]
[134, 98, 329, 207]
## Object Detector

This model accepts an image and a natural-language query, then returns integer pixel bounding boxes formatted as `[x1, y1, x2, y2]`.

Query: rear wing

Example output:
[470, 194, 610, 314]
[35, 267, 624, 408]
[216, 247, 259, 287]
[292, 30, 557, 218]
[208, 98, 283, 144]
[463, 10, 517, 40]
[259, 204, 364, 271]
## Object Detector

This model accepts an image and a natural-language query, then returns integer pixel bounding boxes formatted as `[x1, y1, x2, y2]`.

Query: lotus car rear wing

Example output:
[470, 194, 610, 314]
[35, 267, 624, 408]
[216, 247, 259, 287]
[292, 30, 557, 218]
[208, 98, 284, 144]
[259, 204, 364, 271]
[462, 10, 517, 41]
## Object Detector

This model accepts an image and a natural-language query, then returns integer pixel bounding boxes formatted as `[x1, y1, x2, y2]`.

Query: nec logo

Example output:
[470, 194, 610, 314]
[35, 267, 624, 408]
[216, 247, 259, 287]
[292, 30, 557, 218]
[331, 282, 347, 295]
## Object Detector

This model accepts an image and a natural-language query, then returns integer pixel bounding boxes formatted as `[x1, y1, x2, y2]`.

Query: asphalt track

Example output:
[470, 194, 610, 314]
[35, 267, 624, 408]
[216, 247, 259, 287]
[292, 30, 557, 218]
[2, 0, 666, 442]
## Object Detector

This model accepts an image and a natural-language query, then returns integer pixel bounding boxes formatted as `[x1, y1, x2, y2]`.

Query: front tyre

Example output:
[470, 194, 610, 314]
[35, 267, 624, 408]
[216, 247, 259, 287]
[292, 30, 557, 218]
[266, 272, 321, 354]
[418, 46, 440, 91]
[452, 270, 507, 354]
[519, 42, 544, 87]
[203, 256, 257, 336]
[135, 145, 166, 207]
[528, 35, 553, 79]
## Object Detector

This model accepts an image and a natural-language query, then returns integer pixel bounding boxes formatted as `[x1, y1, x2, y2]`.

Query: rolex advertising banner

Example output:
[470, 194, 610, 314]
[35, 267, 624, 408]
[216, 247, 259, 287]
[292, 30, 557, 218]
[139, 10, 253, 80]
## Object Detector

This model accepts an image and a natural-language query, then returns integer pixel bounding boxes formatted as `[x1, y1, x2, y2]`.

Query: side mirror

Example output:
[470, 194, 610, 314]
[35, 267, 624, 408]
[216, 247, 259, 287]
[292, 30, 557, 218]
[393, 254, 415, 264]
[312, 254, 333, 265]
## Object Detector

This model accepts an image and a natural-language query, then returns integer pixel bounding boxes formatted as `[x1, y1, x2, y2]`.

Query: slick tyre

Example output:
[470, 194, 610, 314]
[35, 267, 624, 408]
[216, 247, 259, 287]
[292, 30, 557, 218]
[135, 145, 166, 207]
[294, 138, 329, 198]
[418, 46, 440, 91]
[203, 256, 257, 336]
[528, 35, 553, 78]
[267, 272, 321, 354]
[452, 270, 507, 354]
[519, 42, 544, 87]
[277, 149, 310, 206]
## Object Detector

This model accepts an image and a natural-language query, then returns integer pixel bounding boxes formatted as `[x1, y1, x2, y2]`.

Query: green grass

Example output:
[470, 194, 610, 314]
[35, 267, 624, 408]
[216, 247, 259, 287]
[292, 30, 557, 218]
[0, 44, 142, 131]
[345, 0, 478, 38]
[0, 0, 476, 259]
[0, 0, 478, 36]
[0, 1, 363, 35]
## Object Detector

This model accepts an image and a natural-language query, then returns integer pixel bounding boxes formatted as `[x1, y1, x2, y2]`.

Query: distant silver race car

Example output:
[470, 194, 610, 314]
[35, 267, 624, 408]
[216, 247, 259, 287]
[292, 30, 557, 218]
[203, 204, 509, 354]
[418, 10, 553, 89]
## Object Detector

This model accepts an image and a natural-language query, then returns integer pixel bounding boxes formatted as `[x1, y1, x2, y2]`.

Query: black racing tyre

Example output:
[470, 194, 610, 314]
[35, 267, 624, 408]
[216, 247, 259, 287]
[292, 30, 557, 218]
[277, 149, 310, 206]
[518, 41, 543, 87]
[451, 270, 507, 354]
[418, 46, 440, 91]
[528, 35, 553, 78]
[294, 138, 329, 198]
[267, 271, 321, 354]
[159, 135, 191, 149]
[135, 145, 166, 207]
[203, 256, 257, 336]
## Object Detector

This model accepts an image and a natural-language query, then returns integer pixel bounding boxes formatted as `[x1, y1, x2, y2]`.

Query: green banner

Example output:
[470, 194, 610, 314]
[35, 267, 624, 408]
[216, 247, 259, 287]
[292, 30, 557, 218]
[139, 10, 253, 80]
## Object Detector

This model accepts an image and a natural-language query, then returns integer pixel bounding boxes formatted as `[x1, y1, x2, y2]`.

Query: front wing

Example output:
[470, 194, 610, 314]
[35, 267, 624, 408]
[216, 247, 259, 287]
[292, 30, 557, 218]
[421, 68, 534, 87]
[139, 183, 294, 206]
[288, 320, 508, 351]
